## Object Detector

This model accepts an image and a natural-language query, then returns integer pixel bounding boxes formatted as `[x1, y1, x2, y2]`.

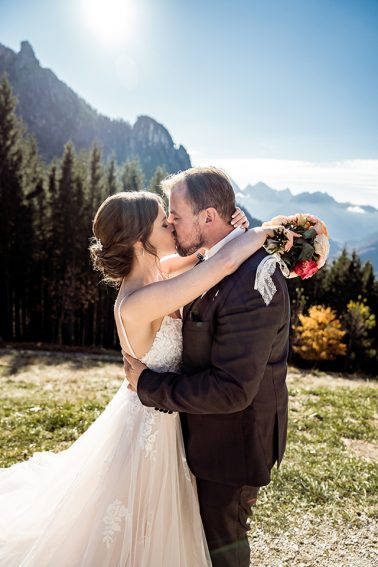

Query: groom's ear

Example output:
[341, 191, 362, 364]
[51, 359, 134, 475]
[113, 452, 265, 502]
[203, 208, 217, 224]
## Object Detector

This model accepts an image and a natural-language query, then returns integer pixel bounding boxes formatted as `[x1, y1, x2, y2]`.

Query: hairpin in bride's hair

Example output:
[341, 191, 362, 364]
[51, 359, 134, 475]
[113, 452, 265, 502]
[96, 238, 103, 251]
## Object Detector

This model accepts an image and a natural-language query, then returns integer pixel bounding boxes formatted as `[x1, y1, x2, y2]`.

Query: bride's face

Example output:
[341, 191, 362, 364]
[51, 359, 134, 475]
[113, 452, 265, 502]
[148, 205, 176, 257]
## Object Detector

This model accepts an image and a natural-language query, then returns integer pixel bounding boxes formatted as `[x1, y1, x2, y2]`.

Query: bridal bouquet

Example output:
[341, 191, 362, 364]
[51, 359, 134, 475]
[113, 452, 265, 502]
[254, 213, 330, 305]
[262, 213, 330, 280]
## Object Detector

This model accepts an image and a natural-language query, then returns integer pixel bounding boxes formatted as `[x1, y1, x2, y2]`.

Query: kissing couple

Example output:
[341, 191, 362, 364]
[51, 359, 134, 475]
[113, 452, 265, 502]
[0, 166, 291, 567]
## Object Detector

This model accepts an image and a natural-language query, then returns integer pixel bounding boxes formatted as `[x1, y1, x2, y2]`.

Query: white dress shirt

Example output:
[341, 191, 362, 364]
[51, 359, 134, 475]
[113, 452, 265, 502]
[204, 226, 245, 259]
[201, 226, 245, 297]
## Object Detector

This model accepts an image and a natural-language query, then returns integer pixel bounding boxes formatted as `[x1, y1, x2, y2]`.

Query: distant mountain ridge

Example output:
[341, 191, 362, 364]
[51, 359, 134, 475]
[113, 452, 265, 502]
[346, 231, 378, 273]
[237, 182, 377, 239]
[236, 182, 378, 272]
[0, 41, 191, 179]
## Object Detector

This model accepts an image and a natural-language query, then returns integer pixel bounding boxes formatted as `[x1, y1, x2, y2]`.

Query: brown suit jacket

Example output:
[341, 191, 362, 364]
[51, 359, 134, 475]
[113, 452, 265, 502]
[137, 248, 290, 486]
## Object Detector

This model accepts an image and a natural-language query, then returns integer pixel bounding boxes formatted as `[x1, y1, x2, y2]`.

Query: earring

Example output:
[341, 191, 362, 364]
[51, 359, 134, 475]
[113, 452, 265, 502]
[142, 248, 145, 257]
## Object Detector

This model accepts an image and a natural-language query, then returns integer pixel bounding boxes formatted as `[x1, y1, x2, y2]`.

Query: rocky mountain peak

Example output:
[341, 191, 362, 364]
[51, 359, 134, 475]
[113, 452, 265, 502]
[17, 41, 39, 67]
[0, 41, 191, 179]
[133, 115, 173, 148]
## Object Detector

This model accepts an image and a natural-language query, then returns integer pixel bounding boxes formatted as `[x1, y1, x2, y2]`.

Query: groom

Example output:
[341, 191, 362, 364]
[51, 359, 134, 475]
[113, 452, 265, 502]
[124, 166, 290, 567]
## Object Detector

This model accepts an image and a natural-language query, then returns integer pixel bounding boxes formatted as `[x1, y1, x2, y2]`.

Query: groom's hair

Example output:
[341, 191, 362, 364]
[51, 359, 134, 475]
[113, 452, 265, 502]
[161, 166, 236, 223]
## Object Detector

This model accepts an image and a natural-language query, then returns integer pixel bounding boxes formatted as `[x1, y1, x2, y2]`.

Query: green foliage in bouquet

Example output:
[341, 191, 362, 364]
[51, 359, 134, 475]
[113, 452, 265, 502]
[264, 224, 318, 269]
[263, 214, 330, 280]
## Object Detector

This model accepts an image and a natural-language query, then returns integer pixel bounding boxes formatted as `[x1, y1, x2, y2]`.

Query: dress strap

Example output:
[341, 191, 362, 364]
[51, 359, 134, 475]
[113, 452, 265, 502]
[117, 295, 137, 358]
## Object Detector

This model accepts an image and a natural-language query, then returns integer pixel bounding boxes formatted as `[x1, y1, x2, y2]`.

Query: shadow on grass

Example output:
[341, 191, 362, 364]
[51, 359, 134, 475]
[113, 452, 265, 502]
[0, 348, 122, 377]
[289, 365, 377, 384]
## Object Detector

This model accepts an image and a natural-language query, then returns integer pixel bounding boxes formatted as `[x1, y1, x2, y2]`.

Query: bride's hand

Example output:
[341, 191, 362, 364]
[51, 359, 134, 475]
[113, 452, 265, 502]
[282, 227, 301, 252]
[122, 350, 147, 391]
[231, 207, 249, 230]
[261, 225, 301, 252]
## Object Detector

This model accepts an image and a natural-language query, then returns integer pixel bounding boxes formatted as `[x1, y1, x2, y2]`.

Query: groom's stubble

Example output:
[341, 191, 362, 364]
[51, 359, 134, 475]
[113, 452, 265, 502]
[173, 217, 206, 257]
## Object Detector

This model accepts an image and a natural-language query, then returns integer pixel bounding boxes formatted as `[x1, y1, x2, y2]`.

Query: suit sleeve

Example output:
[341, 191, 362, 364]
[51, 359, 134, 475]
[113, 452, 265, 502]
[137, 270, 288, 414]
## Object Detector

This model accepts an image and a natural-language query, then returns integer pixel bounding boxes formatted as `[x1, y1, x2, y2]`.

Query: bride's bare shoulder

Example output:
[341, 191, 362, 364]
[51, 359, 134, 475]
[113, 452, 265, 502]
[117, 273, 172, 325]
[115, 285, 165, 358]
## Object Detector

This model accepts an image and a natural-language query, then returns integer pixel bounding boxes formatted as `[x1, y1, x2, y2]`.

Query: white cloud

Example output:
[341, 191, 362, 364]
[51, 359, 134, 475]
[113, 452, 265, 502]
[347, 206, 366, 214]
[193, 158, 378, 208]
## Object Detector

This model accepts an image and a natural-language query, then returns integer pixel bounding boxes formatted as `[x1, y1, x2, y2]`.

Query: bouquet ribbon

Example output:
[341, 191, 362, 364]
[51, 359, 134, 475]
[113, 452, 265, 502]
[254, 254, 290, 306]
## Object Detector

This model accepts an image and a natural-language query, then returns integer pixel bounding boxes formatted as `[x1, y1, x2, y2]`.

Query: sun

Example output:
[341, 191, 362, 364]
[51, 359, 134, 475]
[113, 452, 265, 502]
[80, 0, 135, 47]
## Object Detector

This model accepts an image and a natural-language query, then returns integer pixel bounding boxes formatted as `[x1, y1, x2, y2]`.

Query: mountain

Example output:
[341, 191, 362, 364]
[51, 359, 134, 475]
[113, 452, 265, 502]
[346, 231, 378, 273]
[347, 231, 378, 250]
[0, 41, 191, 179]
[237, 182, 378, 242]
[245, 182, 293, 204]
[237, 182, 378, 272]
[228, 178, 261, 227]
[240, 182, 293, 220]
[358, 241, 378, 272]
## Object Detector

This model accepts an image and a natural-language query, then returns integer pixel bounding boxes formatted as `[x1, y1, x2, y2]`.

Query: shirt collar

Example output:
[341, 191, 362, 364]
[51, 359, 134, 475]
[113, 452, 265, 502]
[205, 227, 245, 260]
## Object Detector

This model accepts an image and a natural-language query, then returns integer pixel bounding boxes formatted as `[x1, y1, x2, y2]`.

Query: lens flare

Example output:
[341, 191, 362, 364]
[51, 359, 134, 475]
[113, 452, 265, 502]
[80, 0, 135, 46]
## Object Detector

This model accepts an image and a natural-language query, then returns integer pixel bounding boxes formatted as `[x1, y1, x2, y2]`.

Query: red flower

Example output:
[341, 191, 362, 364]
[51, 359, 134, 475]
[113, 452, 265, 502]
[293, 259, 319, 280]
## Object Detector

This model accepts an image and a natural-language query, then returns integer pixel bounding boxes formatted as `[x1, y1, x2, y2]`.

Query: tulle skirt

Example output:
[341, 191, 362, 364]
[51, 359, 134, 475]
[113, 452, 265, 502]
[0, 381, 210, 566]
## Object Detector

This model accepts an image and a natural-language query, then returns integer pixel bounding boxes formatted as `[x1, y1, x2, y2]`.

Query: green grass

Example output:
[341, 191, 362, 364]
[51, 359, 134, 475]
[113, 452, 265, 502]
[0, 351, 118, 466]
[0, 351, 377, 542]
[251, 380, 378, 535]
[0, 398, 105, 466]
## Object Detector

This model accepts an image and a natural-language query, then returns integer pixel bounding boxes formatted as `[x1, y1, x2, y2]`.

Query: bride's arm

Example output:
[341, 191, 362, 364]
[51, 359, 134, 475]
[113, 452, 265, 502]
[160, 249, 206, 278]
[121, 226, 276, 325]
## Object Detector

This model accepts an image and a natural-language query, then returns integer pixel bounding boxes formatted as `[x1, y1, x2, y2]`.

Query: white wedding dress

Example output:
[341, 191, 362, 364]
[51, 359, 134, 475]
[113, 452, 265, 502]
[0, 308, 211, 566]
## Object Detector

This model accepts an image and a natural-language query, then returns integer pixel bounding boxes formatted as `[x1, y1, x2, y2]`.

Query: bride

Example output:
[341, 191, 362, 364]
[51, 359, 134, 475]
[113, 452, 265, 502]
[0, 190, 282, 566]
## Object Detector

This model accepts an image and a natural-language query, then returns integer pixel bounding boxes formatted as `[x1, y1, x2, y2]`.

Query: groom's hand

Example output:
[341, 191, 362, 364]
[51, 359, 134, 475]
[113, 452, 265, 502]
[122, 350, 147, 391]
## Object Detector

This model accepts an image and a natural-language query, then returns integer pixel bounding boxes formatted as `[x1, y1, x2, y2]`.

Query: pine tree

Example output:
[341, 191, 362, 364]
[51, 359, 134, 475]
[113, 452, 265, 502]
[106, 158, 118, 195]
[361, 261, 376, 305]
[88, 144, 104, 217]
[342, 299, 377, 371]
[0, 75, 32, 340]
[149, 165, 168, 209]
[22, 136, 47, 340]
[121, 159, 144, 192]
[294, 248, 374, 320]
[38, 163, 59, 340]
[48, 142, 78, 343]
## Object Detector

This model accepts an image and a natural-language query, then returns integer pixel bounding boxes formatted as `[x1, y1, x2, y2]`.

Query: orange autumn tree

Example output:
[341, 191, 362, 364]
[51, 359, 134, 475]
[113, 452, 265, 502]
[293, 305, 347, 361]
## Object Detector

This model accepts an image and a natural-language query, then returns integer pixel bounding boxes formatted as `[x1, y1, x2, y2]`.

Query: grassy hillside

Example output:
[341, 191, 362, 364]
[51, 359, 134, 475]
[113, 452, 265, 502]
[0, 350, 377, 566]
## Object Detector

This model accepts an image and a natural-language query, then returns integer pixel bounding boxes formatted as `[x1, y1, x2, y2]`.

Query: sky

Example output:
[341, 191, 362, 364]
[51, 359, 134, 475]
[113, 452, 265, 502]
[0, 0, 377, 206]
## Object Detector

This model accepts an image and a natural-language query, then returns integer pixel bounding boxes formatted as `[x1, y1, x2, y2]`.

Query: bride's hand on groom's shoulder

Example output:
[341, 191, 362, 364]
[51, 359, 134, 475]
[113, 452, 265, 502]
[231, 207, 249, 230]
[122, 350, 147, 391]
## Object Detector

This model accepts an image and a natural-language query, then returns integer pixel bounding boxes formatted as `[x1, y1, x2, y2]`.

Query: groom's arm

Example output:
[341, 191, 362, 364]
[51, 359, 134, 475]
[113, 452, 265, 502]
[137, 270, 289, 414]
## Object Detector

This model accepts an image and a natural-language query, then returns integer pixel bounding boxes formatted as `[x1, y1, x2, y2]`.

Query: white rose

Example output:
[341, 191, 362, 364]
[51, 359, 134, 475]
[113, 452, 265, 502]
[314, 234, 330, 267]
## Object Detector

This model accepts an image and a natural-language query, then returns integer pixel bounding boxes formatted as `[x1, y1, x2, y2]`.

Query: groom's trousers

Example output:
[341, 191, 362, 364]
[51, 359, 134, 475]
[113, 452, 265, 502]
[196, 478, 259, 567]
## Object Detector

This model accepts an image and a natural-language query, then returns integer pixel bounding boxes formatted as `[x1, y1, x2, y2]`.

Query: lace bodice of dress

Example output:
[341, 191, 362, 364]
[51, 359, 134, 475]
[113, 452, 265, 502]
[115, 292, 183, 375]
[140, 316, 183, 374]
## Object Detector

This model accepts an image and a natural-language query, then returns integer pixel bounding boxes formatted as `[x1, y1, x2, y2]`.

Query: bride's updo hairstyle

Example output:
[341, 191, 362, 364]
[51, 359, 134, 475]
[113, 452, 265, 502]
[90, 191, 162, 284]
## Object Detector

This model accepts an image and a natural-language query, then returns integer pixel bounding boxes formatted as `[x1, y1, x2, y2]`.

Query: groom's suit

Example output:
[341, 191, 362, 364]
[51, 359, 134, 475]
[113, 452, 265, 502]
[138, 245, 290, 566]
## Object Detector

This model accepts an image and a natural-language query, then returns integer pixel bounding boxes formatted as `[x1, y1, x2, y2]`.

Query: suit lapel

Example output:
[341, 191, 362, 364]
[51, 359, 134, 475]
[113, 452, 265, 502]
[183, 258, 205, 325]
[183, 297, 200, 325]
